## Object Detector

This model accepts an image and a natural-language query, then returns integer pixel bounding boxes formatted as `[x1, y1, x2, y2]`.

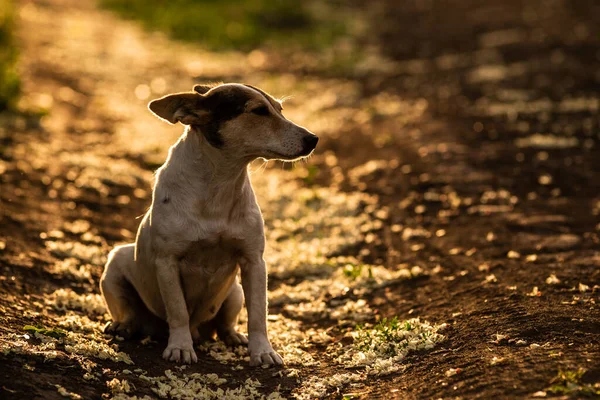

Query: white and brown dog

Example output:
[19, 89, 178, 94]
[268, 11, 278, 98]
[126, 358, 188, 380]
[100, 83, 318, 366]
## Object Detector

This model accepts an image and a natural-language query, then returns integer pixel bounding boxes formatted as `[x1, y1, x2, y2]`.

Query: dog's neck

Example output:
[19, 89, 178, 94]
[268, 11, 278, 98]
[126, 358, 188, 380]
[185, 126, 250, 181]
[159, 127, 253, 215]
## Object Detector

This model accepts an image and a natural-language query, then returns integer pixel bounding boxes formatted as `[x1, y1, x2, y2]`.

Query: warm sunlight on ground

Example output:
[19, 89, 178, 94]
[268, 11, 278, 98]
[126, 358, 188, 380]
[1, 0, 599, 398]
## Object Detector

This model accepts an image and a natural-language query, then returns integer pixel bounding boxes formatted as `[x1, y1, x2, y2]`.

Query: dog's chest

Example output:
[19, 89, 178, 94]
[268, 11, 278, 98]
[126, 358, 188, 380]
[178, 233, 240, 321]
[190, 214, 245, 246]
[178, 221, 244, 271]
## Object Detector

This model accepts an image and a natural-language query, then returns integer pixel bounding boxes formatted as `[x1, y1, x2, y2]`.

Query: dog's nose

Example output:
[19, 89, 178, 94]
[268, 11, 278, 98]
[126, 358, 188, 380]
[302, 134, 319, 151]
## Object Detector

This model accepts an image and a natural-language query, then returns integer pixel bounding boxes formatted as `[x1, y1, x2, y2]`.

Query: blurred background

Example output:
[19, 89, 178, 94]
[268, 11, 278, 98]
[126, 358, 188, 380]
[1, 0, 599, 398]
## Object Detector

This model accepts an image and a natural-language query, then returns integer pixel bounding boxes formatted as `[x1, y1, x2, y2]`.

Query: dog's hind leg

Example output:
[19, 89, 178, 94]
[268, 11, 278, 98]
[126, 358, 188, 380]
[191, 321, 217, 345]
[215, 280, 248, 346]
[100, 244, 166, 339]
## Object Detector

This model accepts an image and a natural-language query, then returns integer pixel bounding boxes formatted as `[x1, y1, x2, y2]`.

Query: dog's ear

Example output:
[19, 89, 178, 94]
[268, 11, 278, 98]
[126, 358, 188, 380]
[148, 92, 208, 125]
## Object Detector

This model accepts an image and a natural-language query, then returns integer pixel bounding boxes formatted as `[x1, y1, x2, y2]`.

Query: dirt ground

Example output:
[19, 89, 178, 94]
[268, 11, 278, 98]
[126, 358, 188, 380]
[1, 0, 599, 399]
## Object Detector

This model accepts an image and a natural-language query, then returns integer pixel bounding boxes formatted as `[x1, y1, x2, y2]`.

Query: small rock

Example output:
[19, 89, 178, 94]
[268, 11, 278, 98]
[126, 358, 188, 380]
[490, 356, 504, 365]
[507, 250, 521, 259]
[579, 283, 590, 292]
[445, 368, 461, 377]
[526, 254, 538, 262]
[490, 334, 509, 344]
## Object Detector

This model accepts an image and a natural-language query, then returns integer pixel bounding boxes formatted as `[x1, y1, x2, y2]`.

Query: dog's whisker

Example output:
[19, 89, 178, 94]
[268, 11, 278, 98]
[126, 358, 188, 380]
[249, 159, 267, 175]
[278, 95, 293, 104]
[258, 159, 269, 174]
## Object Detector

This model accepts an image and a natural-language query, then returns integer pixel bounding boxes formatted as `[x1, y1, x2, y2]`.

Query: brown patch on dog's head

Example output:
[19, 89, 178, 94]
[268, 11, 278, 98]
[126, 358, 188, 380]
[148, 83, 252, 147]
[148, 83, 317, 158]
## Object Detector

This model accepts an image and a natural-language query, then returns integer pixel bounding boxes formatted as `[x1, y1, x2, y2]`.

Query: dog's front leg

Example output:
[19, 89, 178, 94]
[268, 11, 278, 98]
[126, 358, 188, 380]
[240, 256, 283, 366]
[156, 256, 197, 364]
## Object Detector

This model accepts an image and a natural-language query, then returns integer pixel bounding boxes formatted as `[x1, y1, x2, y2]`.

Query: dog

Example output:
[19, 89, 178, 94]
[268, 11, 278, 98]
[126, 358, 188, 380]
[100, 83, 318, 366]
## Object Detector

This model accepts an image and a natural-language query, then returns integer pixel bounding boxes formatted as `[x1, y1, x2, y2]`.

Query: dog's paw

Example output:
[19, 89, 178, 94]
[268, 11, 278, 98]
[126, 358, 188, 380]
[162, 343, 198, 364]
[221, 331, 248, 347]
[248, 341, 283, 367]
[104, 320, 137, 339]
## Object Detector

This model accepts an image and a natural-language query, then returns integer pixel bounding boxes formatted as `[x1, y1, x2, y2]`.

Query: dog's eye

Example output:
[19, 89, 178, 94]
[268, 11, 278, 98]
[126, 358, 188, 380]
[251, 106, 270, 116]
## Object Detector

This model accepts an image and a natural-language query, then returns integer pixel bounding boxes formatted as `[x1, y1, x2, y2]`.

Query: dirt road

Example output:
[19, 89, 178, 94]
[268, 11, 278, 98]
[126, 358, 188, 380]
[0, 0, 598, 398]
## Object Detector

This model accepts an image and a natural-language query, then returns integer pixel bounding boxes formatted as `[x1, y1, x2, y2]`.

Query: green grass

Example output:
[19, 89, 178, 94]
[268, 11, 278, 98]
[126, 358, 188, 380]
[23, 325, 68, 340]
[343, 263, 373, 281]
[355, 317, 444, 356]
[356, 317, 408, 355]
[100, 0, 347, 51]
[0, 0, 20, 112]
[548, 369, 600, 398]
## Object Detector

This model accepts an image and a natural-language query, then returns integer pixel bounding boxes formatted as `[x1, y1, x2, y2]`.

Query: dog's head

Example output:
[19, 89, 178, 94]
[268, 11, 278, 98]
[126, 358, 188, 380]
[148, 83, 318, 161]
